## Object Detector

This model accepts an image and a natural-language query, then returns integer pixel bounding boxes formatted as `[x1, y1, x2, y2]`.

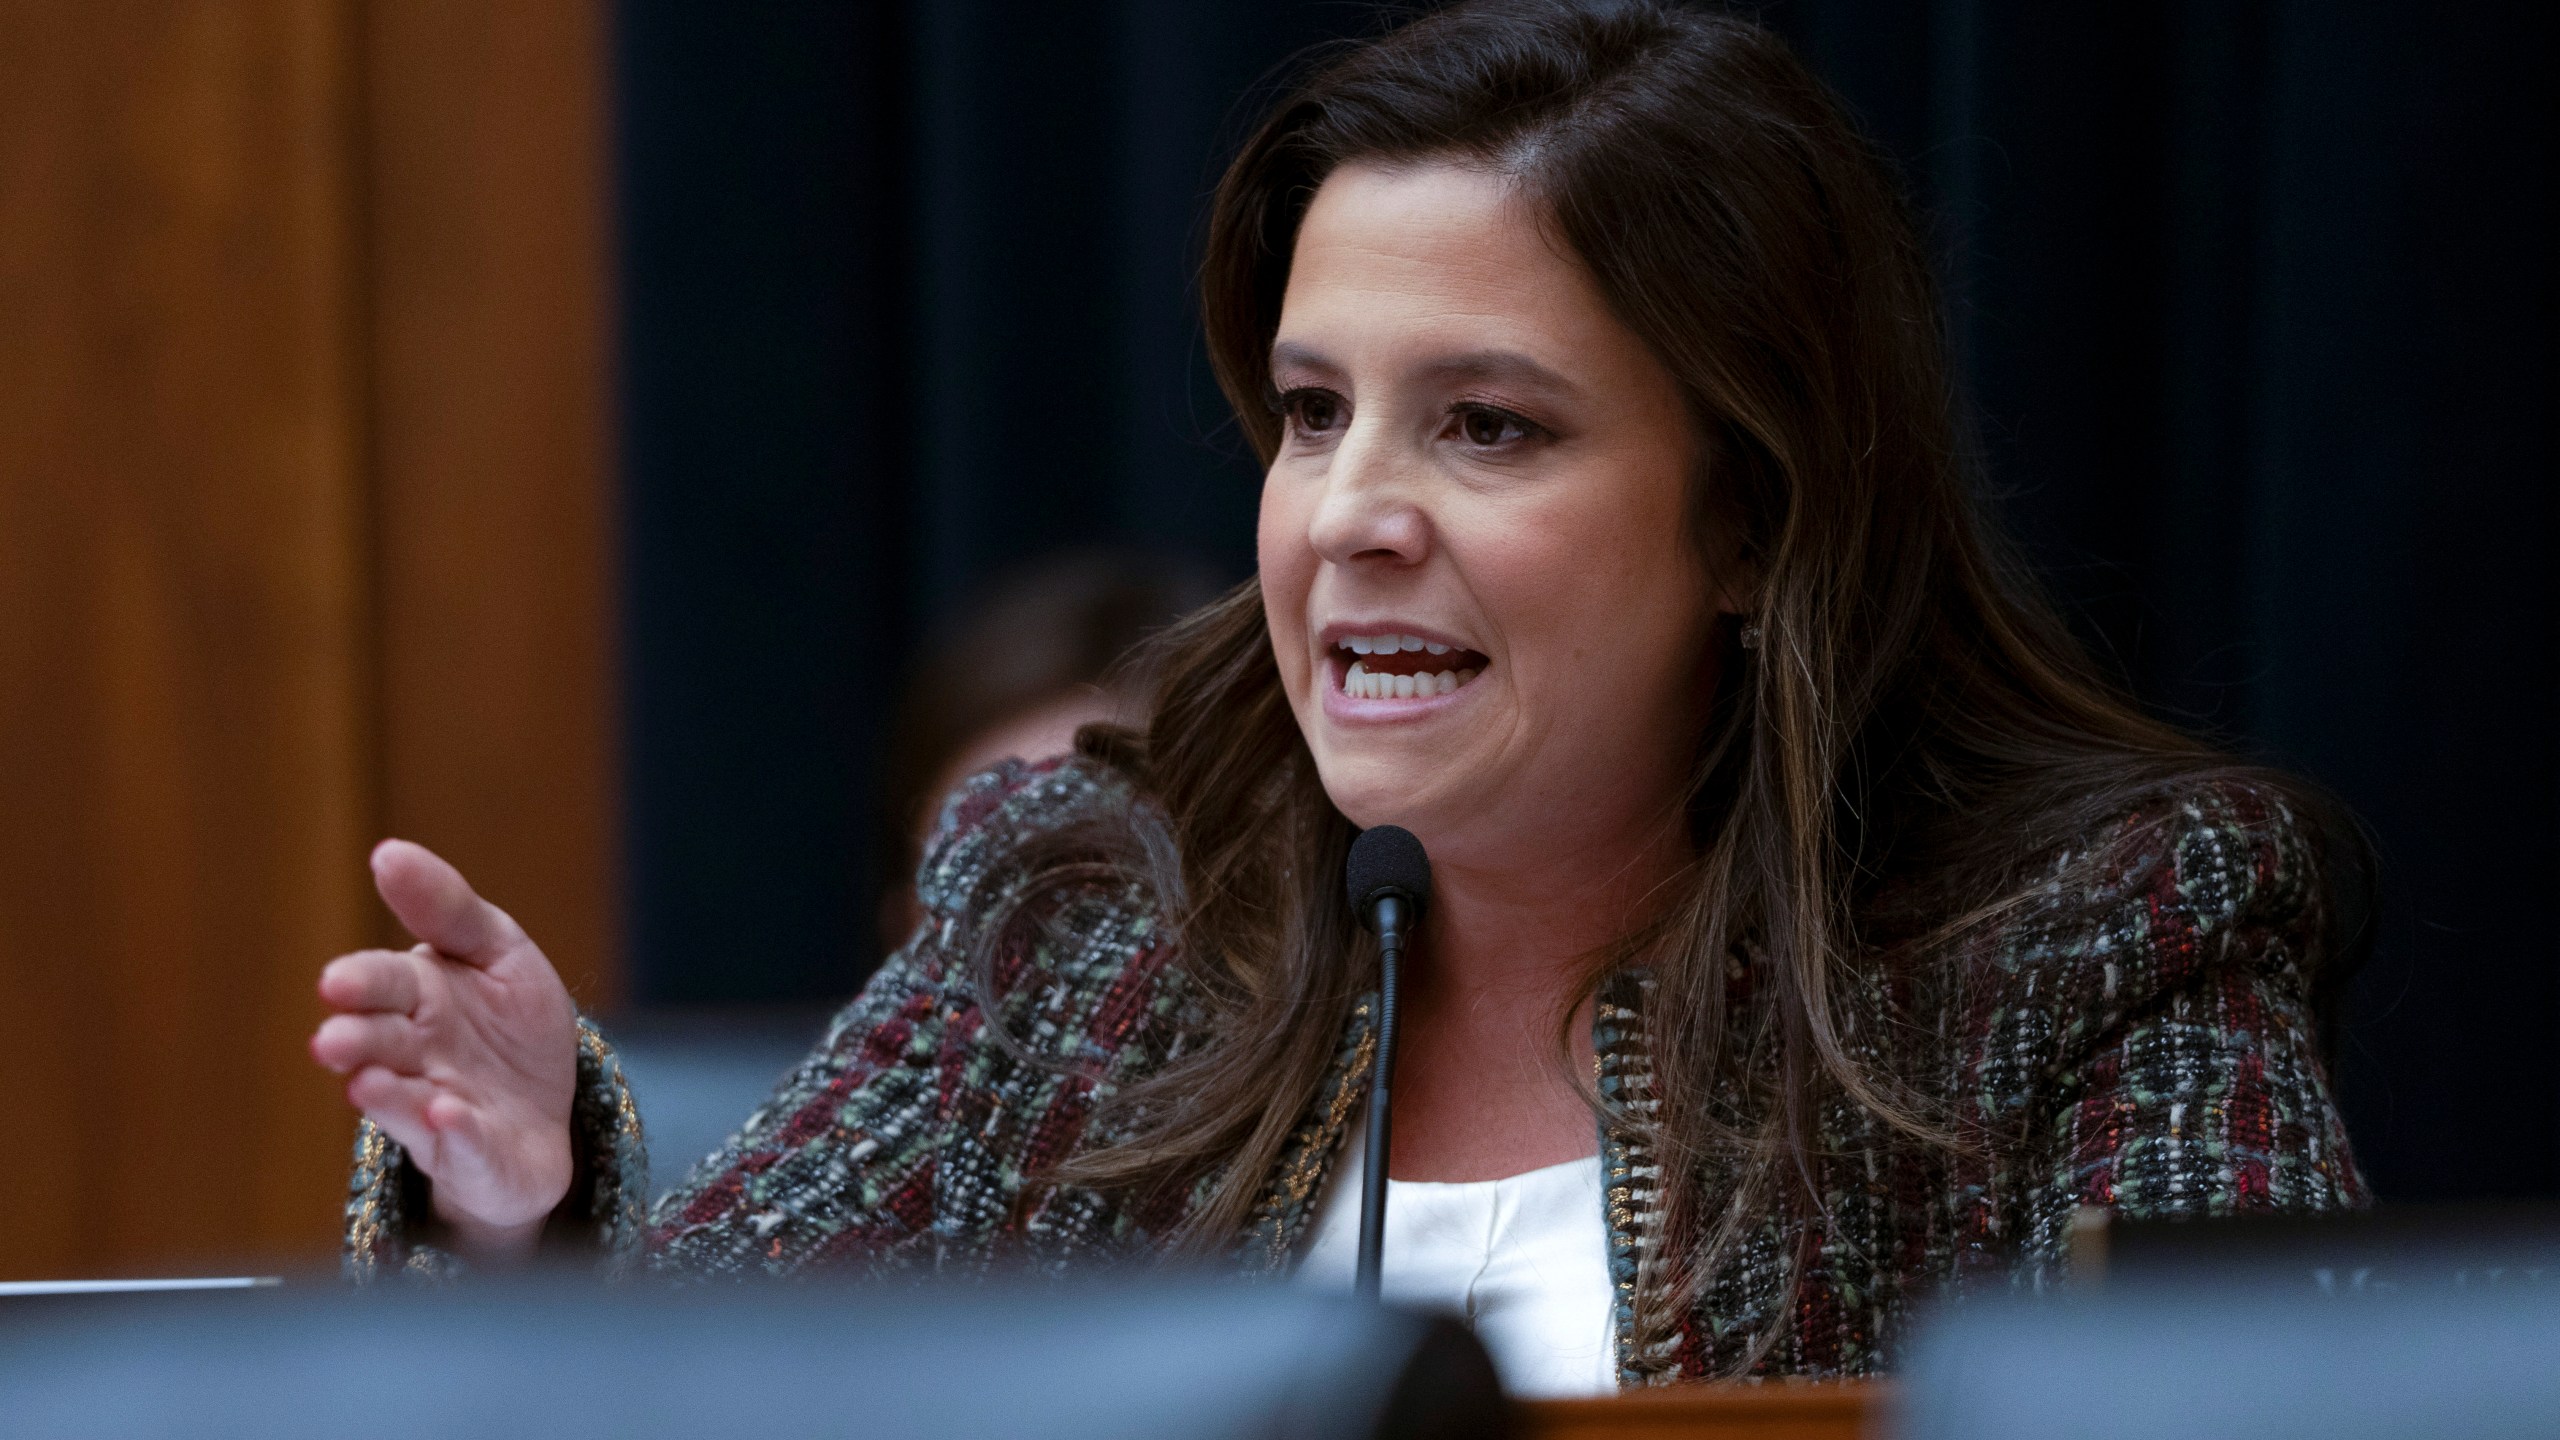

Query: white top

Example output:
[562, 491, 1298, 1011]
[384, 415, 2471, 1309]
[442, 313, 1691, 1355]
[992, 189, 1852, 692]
[1292, 1112, 1618, 1398]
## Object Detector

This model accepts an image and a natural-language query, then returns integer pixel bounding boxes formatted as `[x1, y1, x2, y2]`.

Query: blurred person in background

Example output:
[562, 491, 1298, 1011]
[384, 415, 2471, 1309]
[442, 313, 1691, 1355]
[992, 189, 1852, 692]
[311, 0, 2370, 1395]
[875, 552, 1222, 955]
[608, 551, 1222, 1193]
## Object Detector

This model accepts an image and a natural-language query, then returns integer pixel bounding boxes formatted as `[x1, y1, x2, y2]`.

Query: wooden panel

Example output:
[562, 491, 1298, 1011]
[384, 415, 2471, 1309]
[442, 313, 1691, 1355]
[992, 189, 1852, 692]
[0, 0, 373, 1275]
[362, 1, 617, 1007]
[1520, 1382, 1882, 1440]
[0, 0, 615, 1279]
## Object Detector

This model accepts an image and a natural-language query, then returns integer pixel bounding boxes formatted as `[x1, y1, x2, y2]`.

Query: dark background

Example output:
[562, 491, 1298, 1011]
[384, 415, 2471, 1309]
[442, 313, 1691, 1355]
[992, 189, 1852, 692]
[611, 1, 2557, 1202]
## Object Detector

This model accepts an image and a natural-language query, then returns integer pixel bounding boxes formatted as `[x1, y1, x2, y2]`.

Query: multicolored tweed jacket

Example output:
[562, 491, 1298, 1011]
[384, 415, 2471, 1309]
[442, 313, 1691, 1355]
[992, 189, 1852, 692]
[344, 755, 2366, 1381]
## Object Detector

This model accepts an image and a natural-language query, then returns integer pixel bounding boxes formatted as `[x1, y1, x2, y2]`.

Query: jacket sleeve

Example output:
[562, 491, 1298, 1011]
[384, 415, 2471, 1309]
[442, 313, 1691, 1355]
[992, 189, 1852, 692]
[1962, 784, 2369, 1283]
[342, 1017, 649, 1283]
[641, 931, 956, 1278]
[340, 929, 958, 1284]
[336, 757, 1127, 1284]
[2022, 959, 2364, 1253]
[644, 756, 1102, 1277]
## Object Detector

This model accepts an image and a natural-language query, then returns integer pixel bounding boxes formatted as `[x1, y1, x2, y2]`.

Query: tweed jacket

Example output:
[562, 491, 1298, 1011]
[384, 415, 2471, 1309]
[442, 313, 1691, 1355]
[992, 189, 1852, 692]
[344, 755, 2366, 1381]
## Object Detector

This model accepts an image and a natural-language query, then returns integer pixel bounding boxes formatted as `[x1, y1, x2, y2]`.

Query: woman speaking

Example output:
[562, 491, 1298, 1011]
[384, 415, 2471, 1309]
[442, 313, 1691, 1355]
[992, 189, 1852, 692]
[310, 0, 2366, 1394]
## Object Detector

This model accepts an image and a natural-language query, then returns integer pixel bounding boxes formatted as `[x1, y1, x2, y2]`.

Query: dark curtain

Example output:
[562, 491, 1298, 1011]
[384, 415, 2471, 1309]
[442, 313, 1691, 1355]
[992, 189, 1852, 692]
[1766, 0, 2559, 1201]
[613, 0, 2557, 1200]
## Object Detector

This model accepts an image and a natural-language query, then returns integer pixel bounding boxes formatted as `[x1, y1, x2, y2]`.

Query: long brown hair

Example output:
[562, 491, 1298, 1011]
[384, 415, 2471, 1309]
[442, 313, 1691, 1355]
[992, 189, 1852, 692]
[964, 0, 2360, 1356]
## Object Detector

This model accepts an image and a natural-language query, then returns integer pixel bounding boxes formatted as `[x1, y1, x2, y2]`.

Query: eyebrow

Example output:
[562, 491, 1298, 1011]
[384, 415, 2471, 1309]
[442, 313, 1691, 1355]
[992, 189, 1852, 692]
[1267, 340, 1339, 380]
[1267, 342, 1584, 401]
[1419, 349, 1581, 399]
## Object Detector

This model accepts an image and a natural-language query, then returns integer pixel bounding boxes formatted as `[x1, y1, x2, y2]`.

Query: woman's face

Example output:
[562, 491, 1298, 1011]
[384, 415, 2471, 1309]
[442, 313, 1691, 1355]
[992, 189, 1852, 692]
[1259, 160, 1728, 874]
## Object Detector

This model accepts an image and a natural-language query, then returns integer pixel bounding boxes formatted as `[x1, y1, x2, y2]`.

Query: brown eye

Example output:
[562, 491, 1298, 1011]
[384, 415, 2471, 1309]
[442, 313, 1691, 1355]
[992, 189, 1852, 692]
[1294, 391, 1342, 432]
[1458, 406, 1528, 446]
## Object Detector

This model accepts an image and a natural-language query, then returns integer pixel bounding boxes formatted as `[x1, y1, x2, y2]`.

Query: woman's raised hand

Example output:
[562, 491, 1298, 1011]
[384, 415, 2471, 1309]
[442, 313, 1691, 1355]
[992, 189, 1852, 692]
[309, 840, 578, 1261]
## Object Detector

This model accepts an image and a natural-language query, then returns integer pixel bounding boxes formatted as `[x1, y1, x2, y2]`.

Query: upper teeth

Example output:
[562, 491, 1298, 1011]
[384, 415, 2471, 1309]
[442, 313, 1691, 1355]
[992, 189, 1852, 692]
[1335, 633, 1478, 700]
[1340, 633, 1450, 655]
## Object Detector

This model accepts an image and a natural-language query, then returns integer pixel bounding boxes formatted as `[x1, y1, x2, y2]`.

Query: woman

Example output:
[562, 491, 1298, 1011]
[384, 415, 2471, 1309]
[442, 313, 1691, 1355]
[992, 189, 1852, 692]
[312, 0, 2366, 1392]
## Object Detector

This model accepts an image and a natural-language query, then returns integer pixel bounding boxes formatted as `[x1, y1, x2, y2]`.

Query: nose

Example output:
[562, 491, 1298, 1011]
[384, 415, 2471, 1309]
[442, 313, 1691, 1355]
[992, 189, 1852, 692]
[1306, 424, 1431, 568]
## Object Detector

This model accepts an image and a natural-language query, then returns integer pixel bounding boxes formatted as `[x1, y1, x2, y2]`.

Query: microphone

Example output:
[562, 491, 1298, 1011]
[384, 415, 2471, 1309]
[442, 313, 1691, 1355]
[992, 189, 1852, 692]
[1344, 824, 1431, 1303]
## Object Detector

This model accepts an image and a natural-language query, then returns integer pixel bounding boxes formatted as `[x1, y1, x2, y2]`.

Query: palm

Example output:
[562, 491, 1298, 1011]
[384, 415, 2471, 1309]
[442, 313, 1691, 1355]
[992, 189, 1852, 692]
[311, 841, 577, 1239]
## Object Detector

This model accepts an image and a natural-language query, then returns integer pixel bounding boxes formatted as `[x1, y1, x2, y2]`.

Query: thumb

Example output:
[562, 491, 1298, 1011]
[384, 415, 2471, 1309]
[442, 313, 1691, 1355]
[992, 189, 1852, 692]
[371, 839, 516, 965]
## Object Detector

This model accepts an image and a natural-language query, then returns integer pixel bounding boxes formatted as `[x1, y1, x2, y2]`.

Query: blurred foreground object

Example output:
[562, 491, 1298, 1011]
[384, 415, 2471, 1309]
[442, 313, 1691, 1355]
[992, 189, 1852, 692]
[1518, 1382, 1874, 1439]
[0, 1282, 1505, 1440]
[1901, 1208, 2560, 1440]
[2098, 1203, 2560, 1295]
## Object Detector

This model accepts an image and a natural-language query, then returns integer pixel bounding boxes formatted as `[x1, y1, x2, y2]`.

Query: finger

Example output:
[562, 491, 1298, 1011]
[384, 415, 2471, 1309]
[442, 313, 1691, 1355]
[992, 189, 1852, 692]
[370, 839, 520, 966]
[346, 1066, 443, 1158]
[425, 1091, 479, 1139]
[316, 949, 425, 1014]
[310, 1012, 426, 1075]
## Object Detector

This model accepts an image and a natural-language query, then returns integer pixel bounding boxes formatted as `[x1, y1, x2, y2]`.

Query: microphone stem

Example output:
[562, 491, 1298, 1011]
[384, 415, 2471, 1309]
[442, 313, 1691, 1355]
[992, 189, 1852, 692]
[1356, 895, 1404, 1302]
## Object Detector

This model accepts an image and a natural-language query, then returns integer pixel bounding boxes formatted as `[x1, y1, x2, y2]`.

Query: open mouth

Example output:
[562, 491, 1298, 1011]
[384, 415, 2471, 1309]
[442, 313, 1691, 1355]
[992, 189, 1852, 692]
[1332, 631, 1489, 700]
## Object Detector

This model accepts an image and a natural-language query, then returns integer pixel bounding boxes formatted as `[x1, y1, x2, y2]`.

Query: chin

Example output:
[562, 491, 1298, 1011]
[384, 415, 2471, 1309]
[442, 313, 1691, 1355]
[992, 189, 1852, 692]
[1311, 753, 1468, 836]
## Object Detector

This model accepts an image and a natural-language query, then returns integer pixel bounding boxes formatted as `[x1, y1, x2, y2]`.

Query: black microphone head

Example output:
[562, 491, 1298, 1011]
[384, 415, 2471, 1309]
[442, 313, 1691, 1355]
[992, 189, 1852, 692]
[1345, 825, 1431, 929]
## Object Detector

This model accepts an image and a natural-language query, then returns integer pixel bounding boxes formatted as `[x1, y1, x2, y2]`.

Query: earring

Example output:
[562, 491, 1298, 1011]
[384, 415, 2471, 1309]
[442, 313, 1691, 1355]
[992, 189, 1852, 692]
[1738, 620, 1763, 651]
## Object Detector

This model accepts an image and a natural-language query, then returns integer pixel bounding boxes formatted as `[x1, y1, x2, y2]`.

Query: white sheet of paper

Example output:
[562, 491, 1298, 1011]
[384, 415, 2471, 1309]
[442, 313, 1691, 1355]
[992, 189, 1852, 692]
[0, 1277, 281, 1296]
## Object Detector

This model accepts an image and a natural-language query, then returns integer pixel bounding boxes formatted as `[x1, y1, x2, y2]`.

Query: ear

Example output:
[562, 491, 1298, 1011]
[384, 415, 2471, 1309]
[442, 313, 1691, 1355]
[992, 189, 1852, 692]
[1686, 445, 1761, 620]
[1704, 539, 1760, 620]
[1712, 571, 1758, 620]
